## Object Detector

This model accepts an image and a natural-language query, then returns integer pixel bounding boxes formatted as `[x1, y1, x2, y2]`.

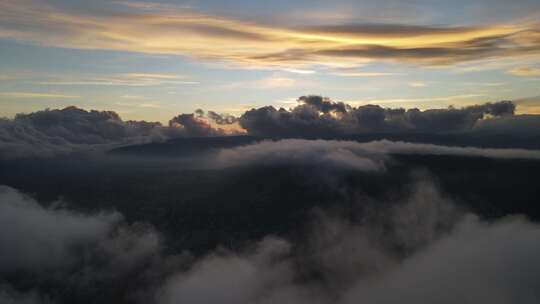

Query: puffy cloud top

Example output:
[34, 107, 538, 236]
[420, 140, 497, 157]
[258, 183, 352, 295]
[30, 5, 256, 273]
[0, 97, 536, 159]
[0, 106, 236, 159]
[240, 96, 516, 137]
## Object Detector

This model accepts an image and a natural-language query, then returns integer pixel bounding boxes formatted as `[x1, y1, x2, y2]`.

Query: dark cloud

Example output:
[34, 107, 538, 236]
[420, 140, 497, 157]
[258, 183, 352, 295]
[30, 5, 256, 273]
[193, 109, 238, 125]
[0, 106, 236, 159]
[0, 97, 535, 160]
[298, 95, 348, 114]
[472, 114, 540, 137]
[240, 97, 517, 137]
[394, 101, 514, 133]
[13, 106, 132, 144]
[239, 105, 342, 137]
[0, 106, 163, 158]
[207, 111, 238, 125]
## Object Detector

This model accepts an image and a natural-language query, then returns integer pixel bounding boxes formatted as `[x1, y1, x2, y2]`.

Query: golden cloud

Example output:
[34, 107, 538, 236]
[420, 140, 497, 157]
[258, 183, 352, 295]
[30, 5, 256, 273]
[34, 73, 198, 86]
[515, 96, 540, 114]
[1, 0, 540, 68]
[508, 66, 540, 77]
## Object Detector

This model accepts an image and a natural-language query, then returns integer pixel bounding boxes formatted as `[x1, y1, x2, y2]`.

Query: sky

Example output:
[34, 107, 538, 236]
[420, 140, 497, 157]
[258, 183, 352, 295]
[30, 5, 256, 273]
[0, 0, 540, 122]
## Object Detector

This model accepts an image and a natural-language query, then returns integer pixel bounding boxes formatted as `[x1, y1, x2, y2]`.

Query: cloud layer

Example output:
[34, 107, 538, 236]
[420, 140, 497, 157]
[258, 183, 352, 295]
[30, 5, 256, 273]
[0, 106, 236, 158]
[240, 96, 517, 137]
[1, 1, 539, 68]
[212, 139, 540, 172]
[2, 96, 540, 159]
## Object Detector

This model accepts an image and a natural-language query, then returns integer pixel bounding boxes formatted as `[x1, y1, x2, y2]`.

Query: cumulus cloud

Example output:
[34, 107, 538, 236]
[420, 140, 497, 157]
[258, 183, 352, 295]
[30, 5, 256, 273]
[0, 106, 237, 159]
[0, 106, 159, 158]
[472, 114, 540, 137]
[204, 110, 239, 125]
[239, 96, 516, 137]
[168, 111, 239, 137]
[1, 96, 538, 161]
[298, 95, 348, 114]
[169, 114, 223, 137]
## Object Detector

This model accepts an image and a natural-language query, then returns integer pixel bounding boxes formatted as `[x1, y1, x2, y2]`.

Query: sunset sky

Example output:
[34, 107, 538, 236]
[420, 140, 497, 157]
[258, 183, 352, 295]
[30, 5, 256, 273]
[1, 0, 540, 122]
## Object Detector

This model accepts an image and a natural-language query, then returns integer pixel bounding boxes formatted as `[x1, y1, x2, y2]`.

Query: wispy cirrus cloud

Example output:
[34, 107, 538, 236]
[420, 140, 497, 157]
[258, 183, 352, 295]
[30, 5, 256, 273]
[220, 75, 309, 90]
[0, 92, 80, 99]
[1, 0, 540, 69]
[33, 73, 199, 86]
[508, 66, 540, 77]
[408, 81, 428, 87]
[332, 71, 402, 77]
[349, 94, 487, 108]
[254, 76, 298, 89]
[115, 101, 162, 108]
[515, 96, 540, 114]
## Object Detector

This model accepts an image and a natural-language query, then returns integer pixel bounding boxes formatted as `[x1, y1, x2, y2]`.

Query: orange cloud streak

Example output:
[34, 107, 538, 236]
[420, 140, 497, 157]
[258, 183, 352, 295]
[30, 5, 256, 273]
[1, 0, 540, 68]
